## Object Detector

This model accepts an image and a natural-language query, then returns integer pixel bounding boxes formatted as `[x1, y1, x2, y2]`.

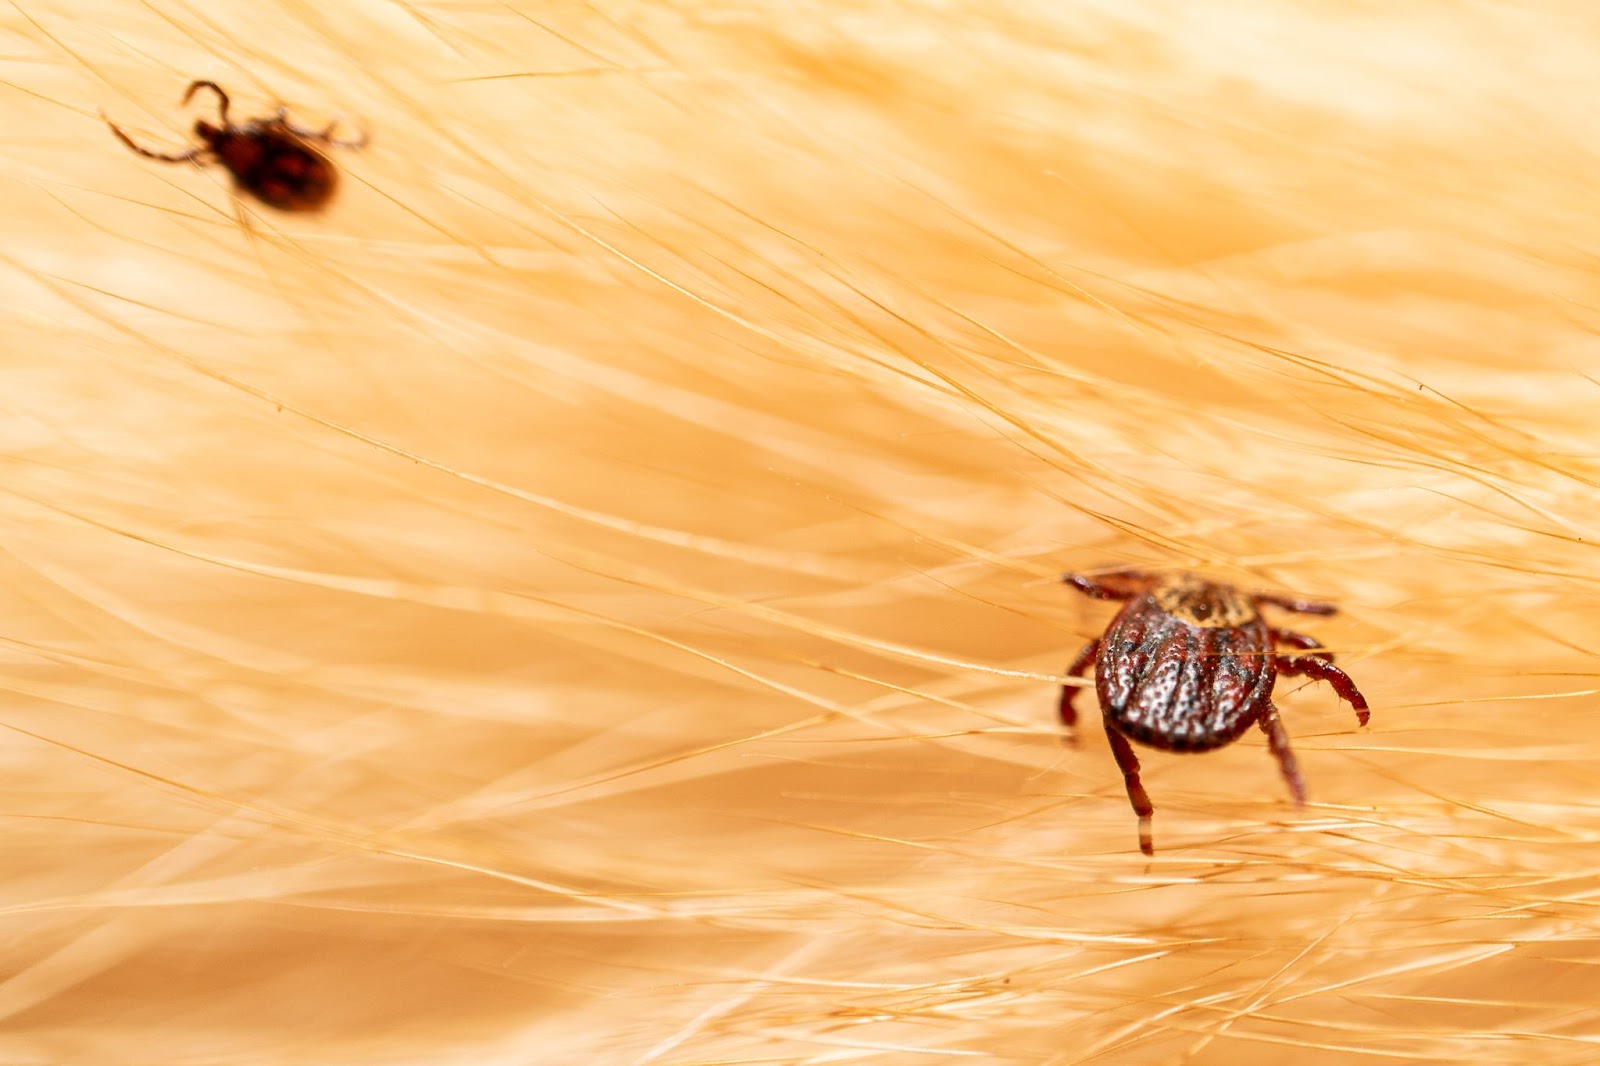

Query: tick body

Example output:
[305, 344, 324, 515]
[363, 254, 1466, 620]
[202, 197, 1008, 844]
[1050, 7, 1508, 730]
[1060, 569, 1369, 855]
[106, 81, 365, 212]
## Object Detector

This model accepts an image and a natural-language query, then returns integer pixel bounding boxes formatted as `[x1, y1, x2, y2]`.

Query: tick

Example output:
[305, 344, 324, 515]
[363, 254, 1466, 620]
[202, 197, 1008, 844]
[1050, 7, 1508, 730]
[1059, 569, 1370, 855]
[106, 80, 365, 211]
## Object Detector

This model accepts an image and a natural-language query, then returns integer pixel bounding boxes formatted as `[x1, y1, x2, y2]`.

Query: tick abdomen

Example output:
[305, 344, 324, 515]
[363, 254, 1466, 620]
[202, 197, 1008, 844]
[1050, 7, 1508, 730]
[212, 129, 336, 211]
[1097, 596, 1275, 752]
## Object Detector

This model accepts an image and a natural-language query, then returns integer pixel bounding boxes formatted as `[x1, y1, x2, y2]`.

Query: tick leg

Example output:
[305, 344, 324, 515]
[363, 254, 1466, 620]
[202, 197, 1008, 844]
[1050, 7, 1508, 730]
[1258, 702, 1307, 807]
[1277, 655, 1370, 727]
[106, 120, 202, 163]
[1064, 570, 1157, 602]
[1253, 592, 1337, 616]
[183, 80, 231, 124]
[1104, 721, 1155, 856]
[1058, 638, 1099, 739]
[324, 126, 370, 150]
[1270, 627, 1334, 662]
[276, 108, 370, 149]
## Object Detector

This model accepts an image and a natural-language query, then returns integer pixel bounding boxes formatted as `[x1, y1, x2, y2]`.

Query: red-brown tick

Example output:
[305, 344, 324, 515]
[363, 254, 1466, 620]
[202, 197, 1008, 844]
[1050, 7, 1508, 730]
[106, 80, 366, 212]
[1060, 569, 1369, 855]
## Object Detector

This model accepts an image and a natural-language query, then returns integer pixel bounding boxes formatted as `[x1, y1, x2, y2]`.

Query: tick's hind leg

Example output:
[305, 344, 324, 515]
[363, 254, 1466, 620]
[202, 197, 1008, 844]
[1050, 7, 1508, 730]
[105, 120, 203, 163]
[1258, 702, 1307, 807]
[1277, 655, 1370, 726]
[1058, 638, 1099, 741]
[1104, 722, 1155, 855]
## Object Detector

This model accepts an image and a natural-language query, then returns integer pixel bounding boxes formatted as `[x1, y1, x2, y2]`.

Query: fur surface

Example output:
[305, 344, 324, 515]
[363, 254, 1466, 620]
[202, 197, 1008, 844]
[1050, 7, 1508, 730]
[5, 2, 1597, 1062]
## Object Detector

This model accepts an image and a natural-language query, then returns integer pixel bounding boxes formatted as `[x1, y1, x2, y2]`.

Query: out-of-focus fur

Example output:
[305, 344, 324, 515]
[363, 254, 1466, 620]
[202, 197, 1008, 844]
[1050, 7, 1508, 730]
[5, 2, 1596, 1062]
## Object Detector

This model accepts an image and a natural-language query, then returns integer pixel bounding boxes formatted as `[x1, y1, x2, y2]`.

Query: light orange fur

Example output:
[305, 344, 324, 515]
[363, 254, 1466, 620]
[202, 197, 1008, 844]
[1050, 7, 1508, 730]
[2, 1, 1593, 1062]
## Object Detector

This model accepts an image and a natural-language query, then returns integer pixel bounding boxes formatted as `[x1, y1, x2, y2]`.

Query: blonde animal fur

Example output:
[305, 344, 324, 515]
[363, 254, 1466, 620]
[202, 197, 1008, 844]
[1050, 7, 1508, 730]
[4, 1, 1596, 1062]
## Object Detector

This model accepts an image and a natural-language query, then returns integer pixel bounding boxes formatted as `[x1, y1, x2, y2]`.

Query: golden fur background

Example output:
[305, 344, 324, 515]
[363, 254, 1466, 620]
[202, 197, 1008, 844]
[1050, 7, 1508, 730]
[4, 1, 1598, 1062]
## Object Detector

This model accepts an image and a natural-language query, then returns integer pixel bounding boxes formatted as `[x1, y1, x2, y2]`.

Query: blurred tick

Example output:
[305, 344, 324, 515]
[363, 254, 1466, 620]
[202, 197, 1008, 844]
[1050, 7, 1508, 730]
[1059, 569, 1369, 855]
[106, 80, 365, 211]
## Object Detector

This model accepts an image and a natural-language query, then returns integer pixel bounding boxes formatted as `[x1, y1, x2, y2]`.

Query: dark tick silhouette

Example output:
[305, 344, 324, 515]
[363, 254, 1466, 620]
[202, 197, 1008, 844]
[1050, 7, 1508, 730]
[1060, 569, 1370, 856]
[106, 80, 365, 211]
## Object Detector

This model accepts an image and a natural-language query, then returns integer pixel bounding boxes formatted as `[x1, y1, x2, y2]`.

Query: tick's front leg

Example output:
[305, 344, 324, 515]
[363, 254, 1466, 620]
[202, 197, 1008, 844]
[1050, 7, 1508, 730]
[1257, 702, 1307, 807]
[277, 107, 369, 149]
[1277, 655, 1370, 727]
[183, 80, 232, 123]
[1104, 721, 1155, 855]
[1059, 638, 1100, 741]
[1254, 591, 1338, 616]
[1270, 627, 1335, 662]
[106, 121, 203, 163]
[1064, 570, 1157, 602]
